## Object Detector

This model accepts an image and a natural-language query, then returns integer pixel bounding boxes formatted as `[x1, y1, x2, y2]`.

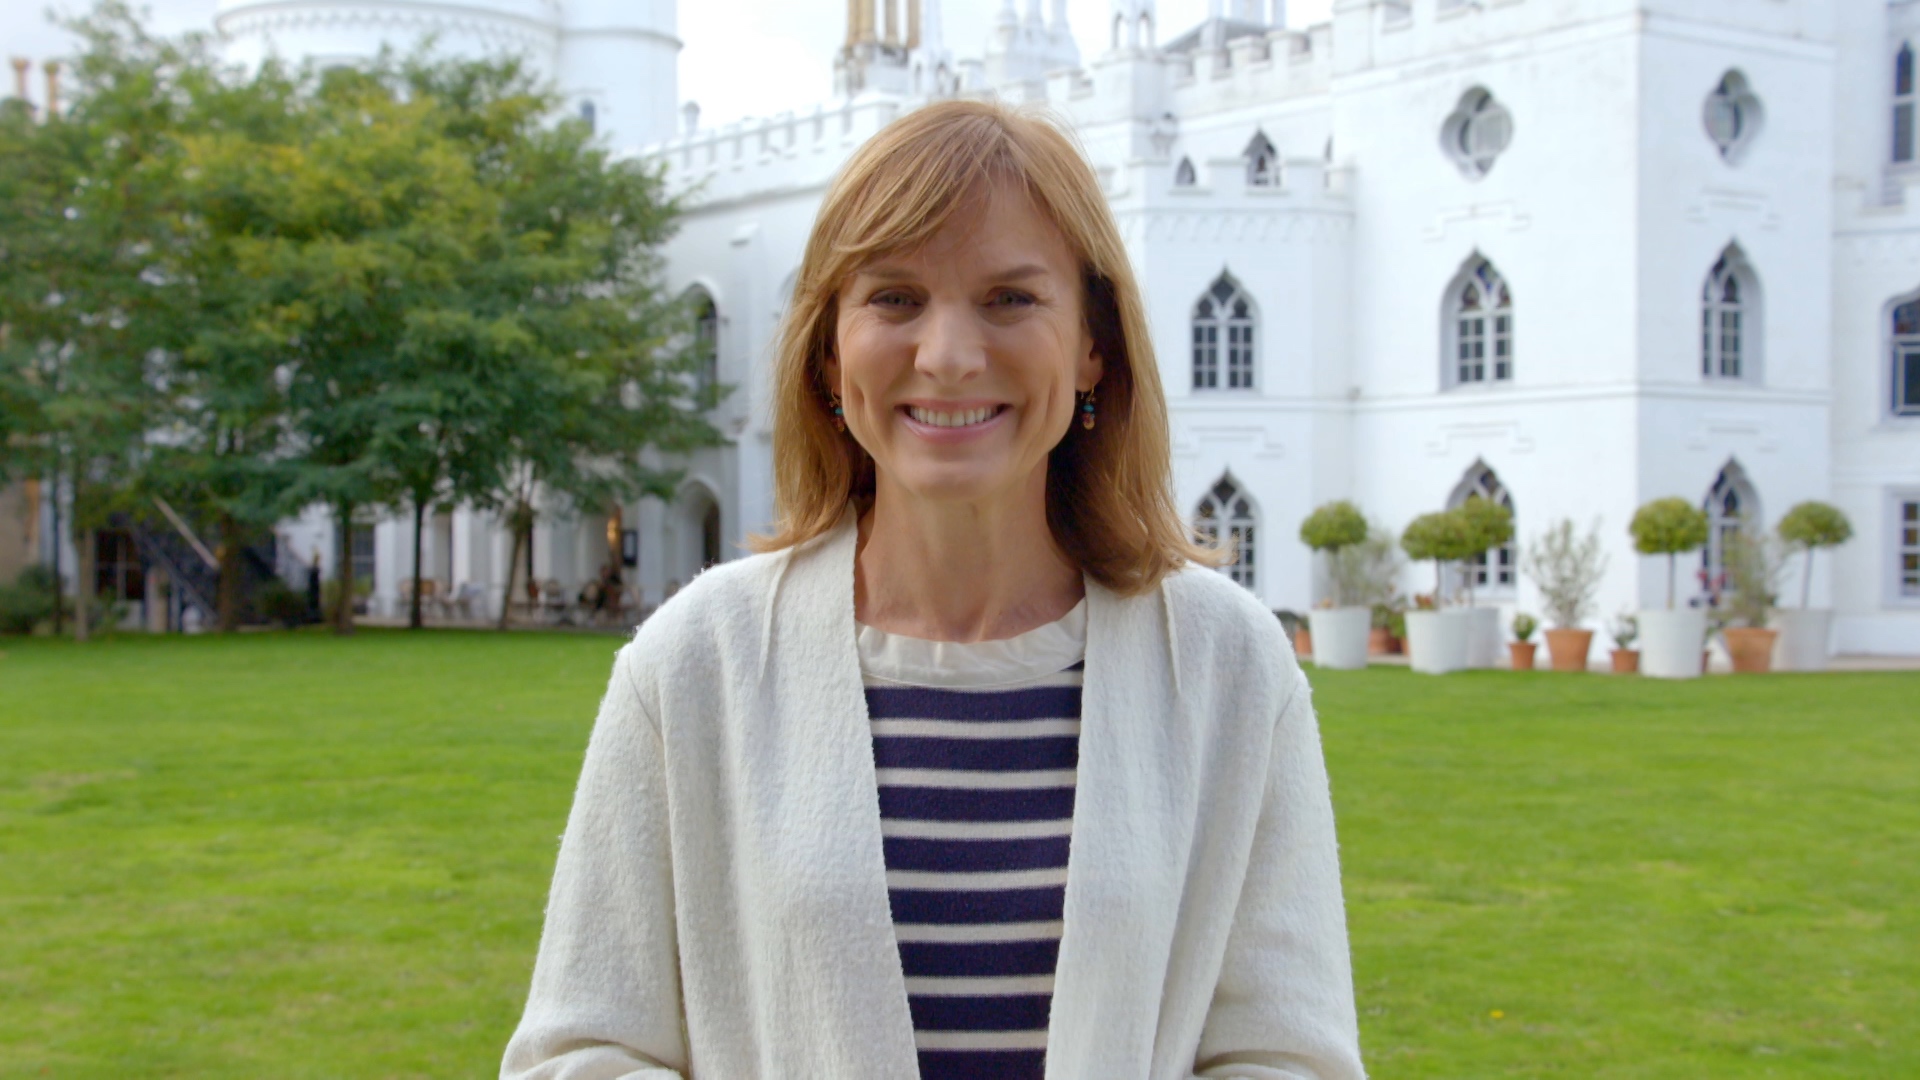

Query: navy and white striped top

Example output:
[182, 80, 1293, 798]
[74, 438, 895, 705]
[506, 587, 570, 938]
[857, 600, 1087, 1080]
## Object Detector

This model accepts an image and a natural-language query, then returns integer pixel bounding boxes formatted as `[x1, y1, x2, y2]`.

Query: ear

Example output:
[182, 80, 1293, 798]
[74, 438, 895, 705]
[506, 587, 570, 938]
[1076, 334, 1104, 395]
[821, 350, 840, 391]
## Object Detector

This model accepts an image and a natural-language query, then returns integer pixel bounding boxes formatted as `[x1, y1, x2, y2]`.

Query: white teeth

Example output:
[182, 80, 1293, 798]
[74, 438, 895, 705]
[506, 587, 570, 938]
[909, 406, 999, 428]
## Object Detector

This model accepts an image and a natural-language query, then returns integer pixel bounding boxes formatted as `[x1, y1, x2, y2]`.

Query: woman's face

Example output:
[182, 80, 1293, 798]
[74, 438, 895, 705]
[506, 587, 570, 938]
[826, 182, 1102, 510]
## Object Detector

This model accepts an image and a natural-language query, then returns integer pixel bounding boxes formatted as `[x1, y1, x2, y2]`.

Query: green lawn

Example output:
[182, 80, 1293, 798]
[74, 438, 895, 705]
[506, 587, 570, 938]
[1, 632, 1914, 1078]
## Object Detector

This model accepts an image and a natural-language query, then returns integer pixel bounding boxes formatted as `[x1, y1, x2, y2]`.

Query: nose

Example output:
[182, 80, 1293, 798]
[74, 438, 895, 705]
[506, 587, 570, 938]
[912, 297, 988, 386]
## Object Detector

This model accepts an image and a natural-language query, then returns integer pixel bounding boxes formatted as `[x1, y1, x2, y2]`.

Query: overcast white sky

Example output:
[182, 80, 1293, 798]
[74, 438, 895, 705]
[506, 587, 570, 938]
[5, 0, 1334, 126]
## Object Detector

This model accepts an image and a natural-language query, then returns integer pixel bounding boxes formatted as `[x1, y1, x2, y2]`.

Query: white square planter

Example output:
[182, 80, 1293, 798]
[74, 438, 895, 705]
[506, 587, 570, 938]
[1769, 608, 1832, 672]
[1307, 607, 1372, 670]
[1639, 608, 1709, 679]
[1405, 609, 1472, 675]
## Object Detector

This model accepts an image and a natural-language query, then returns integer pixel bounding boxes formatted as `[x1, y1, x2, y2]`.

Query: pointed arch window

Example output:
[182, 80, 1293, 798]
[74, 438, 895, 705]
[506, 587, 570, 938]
[1244, 131, 1279, 188]
[685, 288, 719, 398]
[1174, 156, 1197, 187]
[1896, 44, 1916, 164]
[1701, 246, 1760, 382]
[1192, 275, 1257, 391]
[1195, 477, 1258, 590]
[1449, 462, 1515, 593]
[1702, 462, 1759, 594]
[1891, 295, 1920, 416]
[1443, 257, 1513, 388]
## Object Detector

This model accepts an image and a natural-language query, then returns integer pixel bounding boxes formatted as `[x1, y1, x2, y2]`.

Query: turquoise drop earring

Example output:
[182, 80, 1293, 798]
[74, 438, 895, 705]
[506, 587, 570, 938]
[1080, 387, 1096, 431]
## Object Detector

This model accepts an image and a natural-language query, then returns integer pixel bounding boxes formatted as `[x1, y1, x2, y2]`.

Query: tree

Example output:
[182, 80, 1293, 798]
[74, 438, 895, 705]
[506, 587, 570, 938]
[1629, 497, 1710, 610]
[1454, 494, 1514, 608]
[1775, 501, 1852, 609]
[0, 2, 186, 640]
[1400, 509, 1476, 602]
[1298, 500, 1369, 606]
[1522, 518, 1608, 630]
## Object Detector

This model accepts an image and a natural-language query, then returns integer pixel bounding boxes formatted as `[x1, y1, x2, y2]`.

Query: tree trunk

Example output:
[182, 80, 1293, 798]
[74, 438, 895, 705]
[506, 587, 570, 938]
[73, 510, 94, 642]
[332, 503, 356, 636]
[1666, 553, 1676, 610]
[218, 512, 241, 633]
[409, 499, 426, 630]
[1800, 547, 1814, 610]
[496, 520, 523, 631]
[50, 471, 64, 637]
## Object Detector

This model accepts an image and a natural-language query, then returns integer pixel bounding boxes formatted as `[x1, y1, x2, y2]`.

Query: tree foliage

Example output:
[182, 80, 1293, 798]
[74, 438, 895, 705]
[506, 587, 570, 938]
[0, 2, 721, 636]
[1523, 518, 1608, 630]
[1775, 500, 1853, 609]
[1629, 497, 1710, 610]
[1400, 509, 1476, 600]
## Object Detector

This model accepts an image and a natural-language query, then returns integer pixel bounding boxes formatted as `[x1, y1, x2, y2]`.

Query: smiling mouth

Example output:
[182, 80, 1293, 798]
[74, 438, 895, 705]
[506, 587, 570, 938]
[903, 405, 1008, 428]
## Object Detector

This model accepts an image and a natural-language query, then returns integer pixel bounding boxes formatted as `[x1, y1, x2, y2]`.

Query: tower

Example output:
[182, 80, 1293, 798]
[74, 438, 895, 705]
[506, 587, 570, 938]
[558, 0, 681, 149]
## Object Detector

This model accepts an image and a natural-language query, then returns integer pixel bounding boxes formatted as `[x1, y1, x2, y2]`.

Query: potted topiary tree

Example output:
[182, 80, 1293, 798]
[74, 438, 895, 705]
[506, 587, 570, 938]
[1720, 527, 1784, 674]
[1456, 495, 1515, 670]
[1772, 501, 1853, 672]
[1608, 613, 1639, 674]
[1629, 497, 1711, 679]
[1299, 500, 1372, 670]
[1399, 509, 1476, 674]
[1509, 612, 1538, 671]
[1522, 518, 1609, 671]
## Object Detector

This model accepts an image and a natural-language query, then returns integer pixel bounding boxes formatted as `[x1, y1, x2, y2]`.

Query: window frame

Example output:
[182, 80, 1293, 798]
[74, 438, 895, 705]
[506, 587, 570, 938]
[1442, 256, 1514, 390]
[1441, 88, 1513, 180]
[1892, 489, 1920, 606]
[1700, 245, 1762, 385]
[1889, 291, 1920, 418]
[1895, 44, 1916, 166]
[1448, 462, 1517, 597]
[1191, 274, 1259, 393]
[1244, 132, 1279, 189]
[1701, 462, 1759, 601]
[1195, 476, 1259, 592]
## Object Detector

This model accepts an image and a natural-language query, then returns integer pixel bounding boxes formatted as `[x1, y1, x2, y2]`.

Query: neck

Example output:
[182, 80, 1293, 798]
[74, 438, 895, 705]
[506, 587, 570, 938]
[854, 469, 1083, 642]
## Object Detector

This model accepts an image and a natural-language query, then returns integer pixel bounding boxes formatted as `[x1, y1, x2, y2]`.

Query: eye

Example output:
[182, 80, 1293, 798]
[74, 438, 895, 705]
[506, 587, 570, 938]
[987, 289, 1037, 308]
[870, 289, 919, 309]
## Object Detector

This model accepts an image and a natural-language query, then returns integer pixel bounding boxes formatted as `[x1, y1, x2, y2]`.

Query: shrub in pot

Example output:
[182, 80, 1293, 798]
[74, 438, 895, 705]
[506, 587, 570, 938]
[1771, 501, 1852, 672]
[1608, 613, 1640, 674]
[1457, 496, 1514, 669]
[1629, 498, 1711, 679]
[1274, 610, 1311, 660]
[1523, 518, 1608, 671]
[1509, 612, 1538, 671]
[1299, 501, 1373, 669]
[1400, 510, 1476, 674]
[1720, 527, 1784, 674]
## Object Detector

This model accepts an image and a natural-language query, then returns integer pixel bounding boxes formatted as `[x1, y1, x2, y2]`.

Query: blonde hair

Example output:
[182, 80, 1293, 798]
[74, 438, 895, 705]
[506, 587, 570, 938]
[751, 99, 1220, 594]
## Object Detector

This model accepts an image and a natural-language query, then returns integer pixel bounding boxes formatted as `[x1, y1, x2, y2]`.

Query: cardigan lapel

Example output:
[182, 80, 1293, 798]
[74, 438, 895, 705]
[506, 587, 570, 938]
[1046, 576, 1187, 1079]
[763, 517, 922, 1078]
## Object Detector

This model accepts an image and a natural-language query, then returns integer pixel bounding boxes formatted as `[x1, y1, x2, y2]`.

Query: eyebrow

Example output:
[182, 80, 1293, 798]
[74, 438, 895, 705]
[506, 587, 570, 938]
[855, 263, 1053, 284]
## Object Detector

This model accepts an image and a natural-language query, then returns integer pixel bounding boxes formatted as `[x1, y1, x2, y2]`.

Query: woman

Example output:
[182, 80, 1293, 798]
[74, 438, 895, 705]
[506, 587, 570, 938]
[502, 100, 1364, 1080]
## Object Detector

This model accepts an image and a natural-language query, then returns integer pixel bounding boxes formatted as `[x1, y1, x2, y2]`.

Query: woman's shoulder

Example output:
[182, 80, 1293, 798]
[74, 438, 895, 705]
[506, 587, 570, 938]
[1154, 562, 1302, 683]
[616, 547, 792, 690]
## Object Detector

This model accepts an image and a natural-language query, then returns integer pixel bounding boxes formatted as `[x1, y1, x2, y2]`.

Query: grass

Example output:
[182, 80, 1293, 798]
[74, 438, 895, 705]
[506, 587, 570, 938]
[0, 631, 1914, 1078]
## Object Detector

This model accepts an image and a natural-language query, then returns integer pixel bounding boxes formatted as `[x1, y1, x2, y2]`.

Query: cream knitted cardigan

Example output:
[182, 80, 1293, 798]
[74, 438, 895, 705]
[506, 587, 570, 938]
[502, 516, 1366, 1080]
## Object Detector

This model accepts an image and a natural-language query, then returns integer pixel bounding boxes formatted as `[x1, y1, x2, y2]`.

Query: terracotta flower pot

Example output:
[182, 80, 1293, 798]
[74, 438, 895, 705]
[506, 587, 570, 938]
[1544, 628, 1594, 672]
[1508, 641, 1537, 670]
[1610, 648, 1639, 674]
[1723, 627, 1779, 674]
[1293, 628, 1312, 659]
[1368, 627, 1393, 655]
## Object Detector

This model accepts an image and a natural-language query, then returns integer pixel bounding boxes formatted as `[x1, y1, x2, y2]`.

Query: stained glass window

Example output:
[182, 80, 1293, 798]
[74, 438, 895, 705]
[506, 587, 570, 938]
[1451, 260, 1512, 386]
[1451, 465, 1516, 591]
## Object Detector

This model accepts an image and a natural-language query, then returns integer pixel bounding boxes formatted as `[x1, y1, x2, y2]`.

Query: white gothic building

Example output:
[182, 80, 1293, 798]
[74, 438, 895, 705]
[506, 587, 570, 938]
[11, 0, 1919, 656]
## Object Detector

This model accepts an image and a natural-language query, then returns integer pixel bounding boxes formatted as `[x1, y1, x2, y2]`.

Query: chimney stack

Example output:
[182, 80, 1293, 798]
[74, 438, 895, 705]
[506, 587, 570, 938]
[43, 60, 60, 117]
[11, 57, 29, 103]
